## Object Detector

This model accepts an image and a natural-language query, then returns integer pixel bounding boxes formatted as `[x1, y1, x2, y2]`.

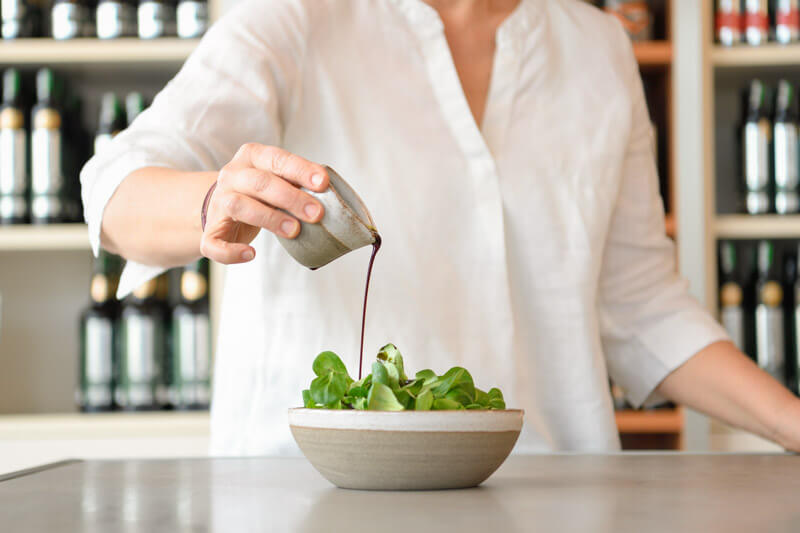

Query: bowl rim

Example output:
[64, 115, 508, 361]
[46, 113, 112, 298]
[287, 407, 524, 432]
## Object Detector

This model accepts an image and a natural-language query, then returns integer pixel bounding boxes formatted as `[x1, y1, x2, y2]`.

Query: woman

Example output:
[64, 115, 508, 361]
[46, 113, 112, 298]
[81, 0, 800, 454]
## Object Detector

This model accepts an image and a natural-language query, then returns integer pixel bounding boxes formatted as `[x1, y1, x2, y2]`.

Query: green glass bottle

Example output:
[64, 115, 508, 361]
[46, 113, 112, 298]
[30, 68, 66, 224]
[0, 68, 28, 224]
[755, 240, 786, 383]
[118, 277, 166, 410]
[78, 251, 122, 412]
[170, 259, 211, 409]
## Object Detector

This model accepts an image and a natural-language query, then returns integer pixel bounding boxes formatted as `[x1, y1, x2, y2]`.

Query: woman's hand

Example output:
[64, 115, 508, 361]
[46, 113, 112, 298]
[657, 340, 800, 452]
[773, 397, 800, 452]
[200, 143, 329, 264]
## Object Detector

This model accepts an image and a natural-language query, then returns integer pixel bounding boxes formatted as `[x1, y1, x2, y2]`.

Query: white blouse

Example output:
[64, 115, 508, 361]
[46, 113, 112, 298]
[80, 0, 728, 455]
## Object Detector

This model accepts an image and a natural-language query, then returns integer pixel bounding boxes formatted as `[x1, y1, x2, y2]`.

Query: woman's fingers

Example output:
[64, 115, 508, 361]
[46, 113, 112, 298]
[233, 143, 329, 192]
[220, 167, 324, 224]
[200, 235, 255, 265]
[217, 191, 301, 238]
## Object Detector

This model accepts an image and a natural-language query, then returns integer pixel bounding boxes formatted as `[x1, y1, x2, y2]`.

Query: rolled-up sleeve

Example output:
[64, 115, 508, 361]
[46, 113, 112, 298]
[598, 41, 729, 407]
[79, 0, 307, 297]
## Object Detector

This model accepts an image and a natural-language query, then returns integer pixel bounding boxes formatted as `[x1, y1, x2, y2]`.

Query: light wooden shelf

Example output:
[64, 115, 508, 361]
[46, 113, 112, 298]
[633, 41, 673, 67]
[712, 44, 800, 67]
[0, 224, 89, 251]
[715, 215, 800, 239]
[615, 408, 683, 434]
[0, 38, 198, 65]
[665, 212, 676, 238]
[0, 412, 209, 440]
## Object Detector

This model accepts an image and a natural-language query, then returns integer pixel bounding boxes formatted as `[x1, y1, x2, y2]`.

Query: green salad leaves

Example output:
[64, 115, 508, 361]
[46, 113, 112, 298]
[302, 344, 506, 411]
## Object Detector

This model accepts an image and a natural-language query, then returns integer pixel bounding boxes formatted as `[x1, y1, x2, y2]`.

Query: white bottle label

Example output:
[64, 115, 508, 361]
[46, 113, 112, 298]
[721, 306, 744, 351]
[756, 304, 785, 381]
[84, 316, 114, 407]
[31, 128, 63, 195]
[0, 128, 26, 195]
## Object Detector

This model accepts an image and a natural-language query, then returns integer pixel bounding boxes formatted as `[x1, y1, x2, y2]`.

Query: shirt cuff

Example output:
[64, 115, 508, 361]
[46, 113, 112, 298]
[609, 308, 731, 408]
[117, 261, 167, 299]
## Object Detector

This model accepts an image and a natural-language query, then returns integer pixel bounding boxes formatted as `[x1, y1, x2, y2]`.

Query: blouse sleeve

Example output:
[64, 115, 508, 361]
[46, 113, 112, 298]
[597, 34, 729, 408]
[79, 0, 308, 297]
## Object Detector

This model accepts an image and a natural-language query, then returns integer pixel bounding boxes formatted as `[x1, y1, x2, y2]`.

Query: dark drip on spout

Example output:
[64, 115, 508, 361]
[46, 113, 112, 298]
[359, 234, 381, 380]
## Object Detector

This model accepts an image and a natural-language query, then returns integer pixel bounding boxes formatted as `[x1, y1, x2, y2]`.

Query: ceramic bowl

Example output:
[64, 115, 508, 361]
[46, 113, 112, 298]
[288, 408, 524, 490]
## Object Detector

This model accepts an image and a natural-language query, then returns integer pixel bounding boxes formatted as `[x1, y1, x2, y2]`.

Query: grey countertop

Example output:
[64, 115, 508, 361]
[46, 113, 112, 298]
[2, 454, 800, 532]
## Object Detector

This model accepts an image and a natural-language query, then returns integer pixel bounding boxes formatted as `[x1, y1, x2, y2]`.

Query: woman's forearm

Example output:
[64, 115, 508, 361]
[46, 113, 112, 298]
[656, 340, 800, 451]
[101, 167, 217, 267]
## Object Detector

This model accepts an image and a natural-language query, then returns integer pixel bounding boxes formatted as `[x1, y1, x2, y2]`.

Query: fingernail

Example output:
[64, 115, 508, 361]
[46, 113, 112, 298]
[281, 219, 299, 236]
[242, 249, 254, 261]
[311, 173, 325, 188]
[304, 203, 321, 219]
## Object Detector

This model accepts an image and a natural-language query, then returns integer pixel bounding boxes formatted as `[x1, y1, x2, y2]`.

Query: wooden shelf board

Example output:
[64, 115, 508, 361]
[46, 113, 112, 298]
[615, 409, 683, 434]
[0, 412, 209, 440]
[0, 38, 198, 65]
[715, 215, 800, 239]
[634, 41, 673, 67]
[0, 224, 89, 251]
[665, 212, 676, 238]
[712, 44, 800, 67]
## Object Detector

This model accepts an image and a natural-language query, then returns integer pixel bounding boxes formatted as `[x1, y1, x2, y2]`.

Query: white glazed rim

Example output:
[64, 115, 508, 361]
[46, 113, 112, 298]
[323, 166, 376, 231]
[287, 408, 524, 432]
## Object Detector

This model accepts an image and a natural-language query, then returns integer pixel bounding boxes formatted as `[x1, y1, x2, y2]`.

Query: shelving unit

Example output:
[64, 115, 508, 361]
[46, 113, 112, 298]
[0, 224, 89, 251]
[712, 43, 800, 68]
[681, 0, 800, 451]
[634, 41, 673, 67]
[715, 215, 800, 239]
[615, 408, 683, 434]
[0, 1, 223, 474]
[0, 38, 198, 65]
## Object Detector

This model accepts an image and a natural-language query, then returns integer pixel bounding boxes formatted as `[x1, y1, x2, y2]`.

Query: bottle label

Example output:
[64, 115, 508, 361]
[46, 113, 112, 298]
[721, 306, 744, 351]
[1, 0, 25, 19]
[745, 0, 769, 44]
[138, 1, 175, 39]
[717, 0, 742, 45]
[91, 274, 110, 304]
[51, 2, 90, 40]
[775, 122, 799, 190]
[181, 270, 207, 301]
[97, 2, 137, 39]
[119, 313, 162, 407]
[31, 125, 63, 195]
[744, 121, 770, 192]
[775, 191, 800, 214]
[756, 304, 785, 381]
[777, 0, 800, 44]
[172, 313, 211, 406]
[0, 127, 26, 195]
[30, 195, 64, 222]
[0, 195, 26, 221]
[177, 1, 207, 39]
[83, 316, 114, 407]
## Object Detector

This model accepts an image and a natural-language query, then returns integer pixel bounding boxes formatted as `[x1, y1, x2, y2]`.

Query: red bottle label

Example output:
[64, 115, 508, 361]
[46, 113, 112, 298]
[777, 9, 800, 29]
[716, 11, 742, 31]
[744, 11, 769, 31]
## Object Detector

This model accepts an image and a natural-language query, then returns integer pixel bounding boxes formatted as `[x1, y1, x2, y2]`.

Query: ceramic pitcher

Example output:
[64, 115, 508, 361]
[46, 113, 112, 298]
[277, 166, 378, 269]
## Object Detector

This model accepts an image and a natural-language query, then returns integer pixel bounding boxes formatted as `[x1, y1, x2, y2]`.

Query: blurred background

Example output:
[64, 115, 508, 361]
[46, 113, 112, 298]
[0, 0, 798, 472]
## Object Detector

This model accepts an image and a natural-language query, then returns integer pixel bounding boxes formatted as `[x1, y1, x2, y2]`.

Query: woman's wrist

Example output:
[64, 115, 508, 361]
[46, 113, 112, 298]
[771, 396, 800, 452]
[201, 180, 218, 231]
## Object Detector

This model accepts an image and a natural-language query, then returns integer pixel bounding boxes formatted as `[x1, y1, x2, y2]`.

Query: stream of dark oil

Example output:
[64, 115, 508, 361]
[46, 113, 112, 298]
[359, 234, 381, 380]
